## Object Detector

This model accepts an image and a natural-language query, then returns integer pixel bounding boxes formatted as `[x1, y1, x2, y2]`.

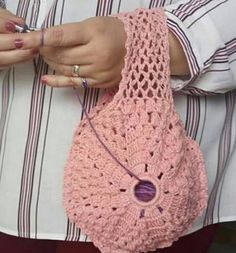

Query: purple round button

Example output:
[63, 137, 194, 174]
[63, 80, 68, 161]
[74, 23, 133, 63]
[134, 180, 156, 202]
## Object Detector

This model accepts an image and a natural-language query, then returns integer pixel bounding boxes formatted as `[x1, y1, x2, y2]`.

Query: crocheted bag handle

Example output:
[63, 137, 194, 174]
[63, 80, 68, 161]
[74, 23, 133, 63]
[119, 8, 170, 97]
[98, 8, 173, 115]
[64, 8, 208, 253]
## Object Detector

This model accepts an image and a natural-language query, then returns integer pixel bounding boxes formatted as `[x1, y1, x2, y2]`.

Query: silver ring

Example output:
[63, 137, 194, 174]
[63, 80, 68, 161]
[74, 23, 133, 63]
[72, 65, 80, 77]
[82, 78, 89, 88]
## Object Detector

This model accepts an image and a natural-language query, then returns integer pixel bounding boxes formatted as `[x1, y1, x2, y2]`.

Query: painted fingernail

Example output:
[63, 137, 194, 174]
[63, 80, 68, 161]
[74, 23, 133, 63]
[41, 77, 47, 84]
[5, 22, 16, 32]
[32, 48, 39, 55]
[14, 39, 23, 49]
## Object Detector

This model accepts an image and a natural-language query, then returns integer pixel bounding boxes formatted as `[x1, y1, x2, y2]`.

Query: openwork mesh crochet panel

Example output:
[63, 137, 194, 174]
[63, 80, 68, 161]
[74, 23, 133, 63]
[64, 8, 208, 253]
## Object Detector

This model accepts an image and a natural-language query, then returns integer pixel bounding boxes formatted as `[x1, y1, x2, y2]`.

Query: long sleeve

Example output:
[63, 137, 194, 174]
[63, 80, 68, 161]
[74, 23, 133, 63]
[164, 0, 236, 94]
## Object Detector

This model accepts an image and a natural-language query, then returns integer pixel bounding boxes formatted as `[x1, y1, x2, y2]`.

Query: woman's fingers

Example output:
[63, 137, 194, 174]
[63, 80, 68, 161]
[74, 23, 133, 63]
[41, 75, 97, 88]
[0, 8, 34, 68]
[43, 57, 92, 77]
[16, 22, 90, 49]
[0, 8, 25, 26]
[0, 34, 25, 50]
[40, 45, 91, 65]
[0, 48, 38, 66]
[0, 17, 15, 33]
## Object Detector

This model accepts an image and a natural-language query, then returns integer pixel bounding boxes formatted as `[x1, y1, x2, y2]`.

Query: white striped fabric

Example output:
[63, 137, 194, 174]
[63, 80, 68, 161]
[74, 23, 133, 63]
[0, 0, 235, 242]
[165, 0, 236, 94]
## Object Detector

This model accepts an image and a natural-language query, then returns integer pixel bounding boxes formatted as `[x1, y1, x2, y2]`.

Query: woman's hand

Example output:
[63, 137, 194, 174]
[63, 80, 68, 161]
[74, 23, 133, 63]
[15, 16, 127, 88]
[15, 15, 190, 88]
[0, 7, 39, 70]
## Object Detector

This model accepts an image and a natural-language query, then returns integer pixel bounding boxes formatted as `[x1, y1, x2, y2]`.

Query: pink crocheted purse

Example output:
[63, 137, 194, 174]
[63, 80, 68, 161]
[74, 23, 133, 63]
[64, 8, 208, 253]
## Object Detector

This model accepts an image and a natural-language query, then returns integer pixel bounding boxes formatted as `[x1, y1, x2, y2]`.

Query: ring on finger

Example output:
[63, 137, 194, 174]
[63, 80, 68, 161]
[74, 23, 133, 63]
[81, 78, 89, 88]
[71, 77, 89, 89]
[72, 65, 80, 77]
[40, 28, 46, 47]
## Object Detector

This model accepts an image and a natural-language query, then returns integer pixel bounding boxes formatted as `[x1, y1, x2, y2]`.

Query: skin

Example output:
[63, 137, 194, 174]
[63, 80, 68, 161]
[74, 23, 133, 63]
[0, 8, 38, 70]
[168, 31, 190, 77]
[0, 8, 190, 88]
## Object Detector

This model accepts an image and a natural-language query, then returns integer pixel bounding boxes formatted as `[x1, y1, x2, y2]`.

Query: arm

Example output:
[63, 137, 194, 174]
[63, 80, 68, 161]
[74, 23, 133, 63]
[168, 30, 190, 76]
[165, 0, 236, 94]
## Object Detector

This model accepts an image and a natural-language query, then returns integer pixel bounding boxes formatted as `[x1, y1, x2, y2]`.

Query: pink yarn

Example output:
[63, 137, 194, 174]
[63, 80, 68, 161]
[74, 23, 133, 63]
[63, 8, 208, 253]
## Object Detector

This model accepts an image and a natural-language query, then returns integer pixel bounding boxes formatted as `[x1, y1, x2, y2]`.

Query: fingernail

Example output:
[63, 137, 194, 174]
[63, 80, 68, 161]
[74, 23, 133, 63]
[5, 22, 16, 32]
[41, 77, 47, 84]
[32, 48, 39, 55]
[14, 39, 23, 49]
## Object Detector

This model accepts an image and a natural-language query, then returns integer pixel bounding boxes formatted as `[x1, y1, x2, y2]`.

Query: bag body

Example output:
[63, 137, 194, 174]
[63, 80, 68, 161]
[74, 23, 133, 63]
[63, 8, 208, 253]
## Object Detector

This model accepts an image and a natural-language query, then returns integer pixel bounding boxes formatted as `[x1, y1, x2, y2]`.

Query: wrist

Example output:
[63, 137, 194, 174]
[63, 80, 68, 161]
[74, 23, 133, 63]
[168, 30, 190, 77]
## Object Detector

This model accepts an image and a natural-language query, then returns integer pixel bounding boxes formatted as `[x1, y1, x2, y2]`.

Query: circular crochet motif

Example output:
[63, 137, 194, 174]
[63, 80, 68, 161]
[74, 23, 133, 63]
[63, 8, 208, 253]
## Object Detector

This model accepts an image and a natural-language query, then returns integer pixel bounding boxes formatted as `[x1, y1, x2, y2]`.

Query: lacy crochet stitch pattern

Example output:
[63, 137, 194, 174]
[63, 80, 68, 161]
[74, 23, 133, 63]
[64, 8, 208, 253]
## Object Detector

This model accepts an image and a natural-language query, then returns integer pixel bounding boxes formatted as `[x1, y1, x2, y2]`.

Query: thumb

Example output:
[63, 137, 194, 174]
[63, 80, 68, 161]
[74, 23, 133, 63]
[0, 7, 25, 26]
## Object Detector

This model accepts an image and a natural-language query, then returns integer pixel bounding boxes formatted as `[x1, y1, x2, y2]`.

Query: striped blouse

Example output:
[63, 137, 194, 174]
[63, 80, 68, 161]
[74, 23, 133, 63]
[0, 0, 235, 242]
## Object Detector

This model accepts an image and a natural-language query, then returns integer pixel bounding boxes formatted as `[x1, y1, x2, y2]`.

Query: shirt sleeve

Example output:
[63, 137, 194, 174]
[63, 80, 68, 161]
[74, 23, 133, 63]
[164, 0, 236, 94]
